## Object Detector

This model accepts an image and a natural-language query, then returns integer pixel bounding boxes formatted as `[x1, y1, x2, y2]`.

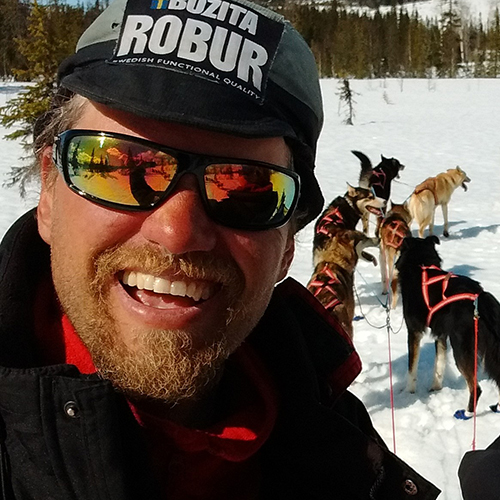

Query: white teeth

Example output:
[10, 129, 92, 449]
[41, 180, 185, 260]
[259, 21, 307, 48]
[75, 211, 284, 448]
[144, 274, 155, 291]
[136, 273, 145, 290]
[192, 286, 203, 302]
[127, 271, 137, 287]
[186, 282, 197, 298]
[171, 281, 187, 296]
[121, 271, 211, 302]
[153, 277, 171, 293]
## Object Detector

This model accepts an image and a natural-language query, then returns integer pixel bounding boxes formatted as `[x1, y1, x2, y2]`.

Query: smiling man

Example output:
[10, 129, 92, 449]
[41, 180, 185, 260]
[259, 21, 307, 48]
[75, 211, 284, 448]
[0, 0, 440, 498]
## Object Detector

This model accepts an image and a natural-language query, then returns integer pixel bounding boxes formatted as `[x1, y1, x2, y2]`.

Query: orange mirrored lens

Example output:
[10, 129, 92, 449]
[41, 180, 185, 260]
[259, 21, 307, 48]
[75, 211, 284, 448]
[66, 135, 177, 207]
[204, 164, 296, 225]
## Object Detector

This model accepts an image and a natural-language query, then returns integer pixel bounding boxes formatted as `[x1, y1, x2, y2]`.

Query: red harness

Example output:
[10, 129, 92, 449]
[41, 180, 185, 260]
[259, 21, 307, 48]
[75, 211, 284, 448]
[308, 265, 342, 311]
[315, 207, 345, 236]
[421, 265, 479, 326]
[371, 170, 387, 190]
[384, 219, 408, 250]
[414, 180, 439, 204]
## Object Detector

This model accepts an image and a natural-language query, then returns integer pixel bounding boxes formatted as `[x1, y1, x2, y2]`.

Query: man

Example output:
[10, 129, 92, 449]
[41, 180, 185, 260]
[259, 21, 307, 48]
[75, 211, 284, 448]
[0, 0, 440, 498]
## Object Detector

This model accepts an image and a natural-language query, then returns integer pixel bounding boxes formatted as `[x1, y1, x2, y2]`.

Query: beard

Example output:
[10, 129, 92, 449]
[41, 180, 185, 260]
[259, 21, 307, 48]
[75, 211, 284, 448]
[52, 244, 251, 405]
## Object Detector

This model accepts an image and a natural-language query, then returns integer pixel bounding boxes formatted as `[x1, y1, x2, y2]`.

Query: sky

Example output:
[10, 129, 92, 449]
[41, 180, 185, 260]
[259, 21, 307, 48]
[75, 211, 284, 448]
[2, 78, 500, 499]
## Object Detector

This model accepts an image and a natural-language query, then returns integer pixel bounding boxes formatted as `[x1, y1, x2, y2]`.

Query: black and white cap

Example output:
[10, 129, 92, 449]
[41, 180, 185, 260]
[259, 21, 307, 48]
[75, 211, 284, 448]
[58, 0, 324, 227]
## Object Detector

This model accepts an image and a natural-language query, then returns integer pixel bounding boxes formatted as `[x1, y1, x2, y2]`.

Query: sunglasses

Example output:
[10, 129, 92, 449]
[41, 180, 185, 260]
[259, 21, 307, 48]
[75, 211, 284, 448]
[52, 130, 301, 231]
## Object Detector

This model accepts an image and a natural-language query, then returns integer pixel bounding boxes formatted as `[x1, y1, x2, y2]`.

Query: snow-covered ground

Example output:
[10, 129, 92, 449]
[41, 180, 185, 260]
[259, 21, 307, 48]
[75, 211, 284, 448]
[353, 0, 500, 22]
[2, 78, 500, 498]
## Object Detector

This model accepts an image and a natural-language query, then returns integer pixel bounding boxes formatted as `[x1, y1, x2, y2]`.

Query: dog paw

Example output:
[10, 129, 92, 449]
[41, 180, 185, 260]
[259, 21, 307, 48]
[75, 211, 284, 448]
[443, 230, 449, 238]
[490, 404, 500, 413]
[454, 409, 473, 420]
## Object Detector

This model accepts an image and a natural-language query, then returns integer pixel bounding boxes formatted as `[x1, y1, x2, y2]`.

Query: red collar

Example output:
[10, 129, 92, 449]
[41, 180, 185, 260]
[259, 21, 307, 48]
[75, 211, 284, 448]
[41, 312, 278, 463]
[130, 344, 278, 462]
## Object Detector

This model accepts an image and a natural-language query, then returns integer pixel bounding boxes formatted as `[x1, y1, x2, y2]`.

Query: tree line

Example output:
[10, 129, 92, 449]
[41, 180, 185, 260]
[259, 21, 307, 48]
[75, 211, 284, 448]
[0, 0, 103, 80]
[2, 0, 500, 81]
[281, 1, 500, 78]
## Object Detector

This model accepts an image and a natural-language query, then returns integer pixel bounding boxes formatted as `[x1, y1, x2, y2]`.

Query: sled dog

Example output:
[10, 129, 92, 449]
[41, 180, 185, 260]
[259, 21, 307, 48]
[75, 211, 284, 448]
[352, 150, 405, 235]
[308, 229, 378, 339]
[308, 185, 382, 338]
[408, 166, 470, 238]
[378, 201, 412, 309]
[396, 235, 500, 419]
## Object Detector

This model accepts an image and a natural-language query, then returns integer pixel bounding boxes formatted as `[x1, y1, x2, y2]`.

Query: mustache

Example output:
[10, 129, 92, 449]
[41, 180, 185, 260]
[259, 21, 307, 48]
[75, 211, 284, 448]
[90, 245, 245, 295]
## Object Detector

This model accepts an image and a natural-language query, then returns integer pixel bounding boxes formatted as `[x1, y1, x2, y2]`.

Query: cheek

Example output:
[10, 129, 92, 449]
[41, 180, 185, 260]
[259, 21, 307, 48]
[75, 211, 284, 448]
[49, 180, 142, 255]
[227, 230, 289, 290]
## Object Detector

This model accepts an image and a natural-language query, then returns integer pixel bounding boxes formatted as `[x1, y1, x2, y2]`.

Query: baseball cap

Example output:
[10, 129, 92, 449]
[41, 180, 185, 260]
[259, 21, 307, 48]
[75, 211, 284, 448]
[57, 0, 324, 228]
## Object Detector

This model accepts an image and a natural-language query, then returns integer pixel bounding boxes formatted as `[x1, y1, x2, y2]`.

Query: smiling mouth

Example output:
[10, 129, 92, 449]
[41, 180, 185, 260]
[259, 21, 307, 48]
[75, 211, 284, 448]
[120, 270, 216, 306]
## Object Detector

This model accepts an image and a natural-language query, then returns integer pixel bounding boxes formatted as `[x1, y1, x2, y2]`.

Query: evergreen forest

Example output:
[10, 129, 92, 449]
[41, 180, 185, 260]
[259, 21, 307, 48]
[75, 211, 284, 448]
[2, 0, 500, 82]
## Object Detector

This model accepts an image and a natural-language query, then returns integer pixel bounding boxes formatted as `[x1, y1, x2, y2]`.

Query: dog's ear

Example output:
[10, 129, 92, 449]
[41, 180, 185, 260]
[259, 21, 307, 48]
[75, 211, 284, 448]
[346, 183, 355, 196]
[381, 154, 386, 161]
[400, 235, 413, 251]
[426, 235, 440, 246]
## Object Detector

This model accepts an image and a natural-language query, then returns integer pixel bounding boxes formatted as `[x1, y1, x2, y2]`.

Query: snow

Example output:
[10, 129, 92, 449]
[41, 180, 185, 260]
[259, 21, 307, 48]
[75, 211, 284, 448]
[2, 78, 500, 498]
[349, 0, 500, 22]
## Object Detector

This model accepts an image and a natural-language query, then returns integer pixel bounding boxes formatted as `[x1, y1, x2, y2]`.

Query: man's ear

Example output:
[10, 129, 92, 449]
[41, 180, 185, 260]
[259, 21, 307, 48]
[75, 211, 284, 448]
[277, 235, 295, 282]
[37, 146, 55, 245]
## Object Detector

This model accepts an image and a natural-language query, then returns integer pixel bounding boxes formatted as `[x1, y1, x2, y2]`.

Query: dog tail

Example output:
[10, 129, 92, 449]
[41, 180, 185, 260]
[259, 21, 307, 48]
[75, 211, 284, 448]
[477, 292, 500, 387]
[352, 151, 372, 187]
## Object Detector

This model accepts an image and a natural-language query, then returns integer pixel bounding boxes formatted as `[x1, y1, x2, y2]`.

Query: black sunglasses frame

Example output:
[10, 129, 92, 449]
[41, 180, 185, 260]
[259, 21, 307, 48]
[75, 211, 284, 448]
[53, 129, 301, 231]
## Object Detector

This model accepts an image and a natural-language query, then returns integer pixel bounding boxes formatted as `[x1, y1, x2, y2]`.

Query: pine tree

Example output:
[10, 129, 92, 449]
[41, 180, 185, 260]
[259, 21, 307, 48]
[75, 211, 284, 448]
[487, 8, 500, 76]
[1, 0, 90, 140]
[337, 78, 357, 125]
[0, 0, 30, 78]
[0, 0, 102, 193]
[439, 0, 463, 76]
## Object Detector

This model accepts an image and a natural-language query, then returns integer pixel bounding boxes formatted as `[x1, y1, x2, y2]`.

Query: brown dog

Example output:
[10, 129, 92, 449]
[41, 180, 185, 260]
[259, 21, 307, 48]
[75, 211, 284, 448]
[408, 167, 470, 238]
[378, 201, 412, 309]
[307, 230, 378, 339]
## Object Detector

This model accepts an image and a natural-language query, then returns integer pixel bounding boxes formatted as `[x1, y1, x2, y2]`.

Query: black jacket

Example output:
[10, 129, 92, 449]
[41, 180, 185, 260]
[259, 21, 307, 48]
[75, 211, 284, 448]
[0, 210, 441, 499]
[459, 435, 500, 499]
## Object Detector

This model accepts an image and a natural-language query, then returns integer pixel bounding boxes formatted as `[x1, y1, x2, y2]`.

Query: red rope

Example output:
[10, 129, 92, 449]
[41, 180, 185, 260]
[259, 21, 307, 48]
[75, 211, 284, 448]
[472, 299, 479, 451]
[387, 311, 397, 454]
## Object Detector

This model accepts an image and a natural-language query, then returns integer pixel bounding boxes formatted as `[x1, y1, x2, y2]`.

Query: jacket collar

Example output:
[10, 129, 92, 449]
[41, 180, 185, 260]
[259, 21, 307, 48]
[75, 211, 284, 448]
[250, 276, 361, 406]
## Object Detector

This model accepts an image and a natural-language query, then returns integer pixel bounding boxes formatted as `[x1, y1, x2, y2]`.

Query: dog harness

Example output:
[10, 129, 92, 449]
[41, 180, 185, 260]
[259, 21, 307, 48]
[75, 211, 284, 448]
[315, 207, 345, 236]
[308, 265, 342, 311]
[370, 170, 387, 191]
[414, 179, 439, 204]
[421, 265, 479, 326]
[383, 220, 408, 250]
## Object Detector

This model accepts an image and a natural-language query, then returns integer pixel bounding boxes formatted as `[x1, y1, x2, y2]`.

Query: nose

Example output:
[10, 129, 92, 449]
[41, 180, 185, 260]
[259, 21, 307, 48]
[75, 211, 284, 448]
[139, 174, 218, 254]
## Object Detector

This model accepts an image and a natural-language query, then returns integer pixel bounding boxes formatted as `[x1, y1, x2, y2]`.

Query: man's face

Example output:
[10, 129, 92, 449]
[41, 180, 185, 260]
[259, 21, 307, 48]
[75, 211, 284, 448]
[37, 100, 295, 405]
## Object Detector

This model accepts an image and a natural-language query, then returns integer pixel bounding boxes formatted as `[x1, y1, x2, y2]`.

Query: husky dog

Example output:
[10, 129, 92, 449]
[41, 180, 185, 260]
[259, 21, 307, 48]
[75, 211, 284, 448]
[352, 150, 405, 235]
[308, 185, 383, 337]
[378, 201, 412, 309]
[396, 236, 500, 419]
[408, 166, 470, 238]
[308, 230, 378, 339]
